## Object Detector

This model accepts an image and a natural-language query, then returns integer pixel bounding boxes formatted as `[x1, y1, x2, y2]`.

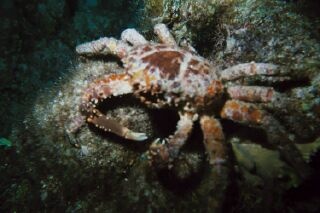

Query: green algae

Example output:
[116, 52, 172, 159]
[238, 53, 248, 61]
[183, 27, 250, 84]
[231, 138, 301, 186]
[297, 137, 320, 163]
[0, 138, 12, 149]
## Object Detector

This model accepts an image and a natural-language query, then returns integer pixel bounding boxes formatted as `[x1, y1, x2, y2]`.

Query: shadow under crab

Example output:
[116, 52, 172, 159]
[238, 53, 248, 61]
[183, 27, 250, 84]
[72, 23, 312, 210]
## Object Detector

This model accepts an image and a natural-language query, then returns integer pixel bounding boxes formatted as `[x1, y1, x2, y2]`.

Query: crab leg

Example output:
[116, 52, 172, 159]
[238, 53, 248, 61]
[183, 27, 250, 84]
[200, 116, 227, 167]
[149, 112, 194, 168]
[227, 85, 275, 102]
[200, 116, 228, 169]
[121, 28, 148, 46]
[154, 23, 177, 46]
[76, 37, 130, 58]
[81, 73, 147, 141]
[87, 109, 147, 141]
[199, 116, 230, 212]
[220, 62, 281, 81]
[220, 100, 311, 179]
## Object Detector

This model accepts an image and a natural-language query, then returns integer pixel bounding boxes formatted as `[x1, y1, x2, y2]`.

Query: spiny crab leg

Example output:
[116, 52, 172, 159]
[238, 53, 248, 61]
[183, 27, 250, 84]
[149, 112, 195, 169]
[220, 100, 311, 179]
[155, 24, 197, 52]
[200, 116, 228, 171]
[76, 37, 130, 58]
[220, 62, 281, 81]
[87, 109, 147, 141]
[154, 23, 177, 46]
[81, 73, 148, 141]
[121, 28, 148, 46]
[227, 85, 275, 102]
[199, 116, 229, 212]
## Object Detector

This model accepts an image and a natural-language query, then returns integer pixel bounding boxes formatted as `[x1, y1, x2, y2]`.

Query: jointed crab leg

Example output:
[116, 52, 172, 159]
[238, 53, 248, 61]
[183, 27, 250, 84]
[155, 23, 197, 52]
[200, 116, 227, 169]
[81, 73, 148, 141]
[121, 28, 148, 46]
[199, 116, 230, 212]
[220, 100, 311, 179]
[227, 85, 275, 102]
[154, 23, 177, 46]
[220, 100, 267, 128]
[220, 62, 280, 81]
[87, 109, 147, 141]
[149, 112, 194, 168]
[76, 37, 130, 58]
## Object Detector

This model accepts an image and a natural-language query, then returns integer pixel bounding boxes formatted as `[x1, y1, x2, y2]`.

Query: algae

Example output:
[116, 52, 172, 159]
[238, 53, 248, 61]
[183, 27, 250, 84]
[0, 138, 12, 149]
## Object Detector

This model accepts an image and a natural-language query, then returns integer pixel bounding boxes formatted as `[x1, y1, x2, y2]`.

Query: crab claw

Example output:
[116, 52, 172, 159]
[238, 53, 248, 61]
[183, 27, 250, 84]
[149, 138, 171, 169]
[124, 129, 148, 141]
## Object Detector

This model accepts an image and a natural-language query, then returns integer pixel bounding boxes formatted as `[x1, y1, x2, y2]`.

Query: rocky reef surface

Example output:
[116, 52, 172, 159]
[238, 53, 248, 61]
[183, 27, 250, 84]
[1, 0, 320, 212]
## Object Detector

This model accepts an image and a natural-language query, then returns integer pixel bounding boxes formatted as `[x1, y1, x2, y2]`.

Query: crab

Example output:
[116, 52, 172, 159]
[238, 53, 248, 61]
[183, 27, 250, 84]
[75, 24, 310, 180]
